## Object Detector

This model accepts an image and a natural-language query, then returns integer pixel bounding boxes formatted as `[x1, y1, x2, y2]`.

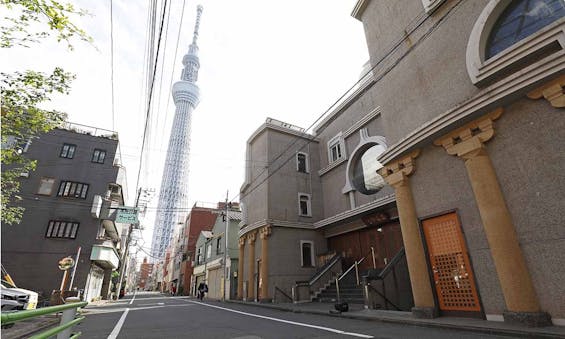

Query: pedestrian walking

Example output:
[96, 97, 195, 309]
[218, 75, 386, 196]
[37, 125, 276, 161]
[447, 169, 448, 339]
[197, 281, 208, 300]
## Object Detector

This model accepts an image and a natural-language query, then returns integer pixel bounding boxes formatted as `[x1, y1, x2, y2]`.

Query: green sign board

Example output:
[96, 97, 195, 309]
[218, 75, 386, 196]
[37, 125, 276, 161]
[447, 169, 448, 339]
[115, 207, 139, 224]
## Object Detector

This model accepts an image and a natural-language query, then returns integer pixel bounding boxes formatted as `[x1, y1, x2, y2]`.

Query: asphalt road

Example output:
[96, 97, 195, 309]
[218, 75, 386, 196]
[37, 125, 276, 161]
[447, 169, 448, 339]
[77, 292, 510, 339]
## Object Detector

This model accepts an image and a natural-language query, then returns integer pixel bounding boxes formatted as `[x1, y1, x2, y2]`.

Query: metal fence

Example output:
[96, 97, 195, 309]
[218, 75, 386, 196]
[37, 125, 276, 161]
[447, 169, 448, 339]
[1, 298, 87, 339]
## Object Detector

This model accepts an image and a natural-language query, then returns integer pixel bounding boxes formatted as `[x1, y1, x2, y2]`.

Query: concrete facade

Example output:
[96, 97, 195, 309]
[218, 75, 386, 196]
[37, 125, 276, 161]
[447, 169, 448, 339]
[192, 210, 241, 299]
[239, 0, 565, 327]
[1, 125, 127, 303]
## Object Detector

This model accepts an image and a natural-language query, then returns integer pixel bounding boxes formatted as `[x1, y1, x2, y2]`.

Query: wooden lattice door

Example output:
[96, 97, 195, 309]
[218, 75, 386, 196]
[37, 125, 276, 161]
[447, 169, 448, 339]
[422, 213, 481, 312]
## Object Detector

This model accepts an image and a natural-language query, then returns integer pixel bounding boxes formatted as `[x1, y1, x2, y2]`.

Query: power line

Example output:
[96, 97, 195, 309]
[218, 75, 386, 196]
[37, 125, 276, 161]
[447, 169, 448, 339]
[109, 0, 116, 131]
[159, 0, 187, 153]
[135, 0, 170, 195]
[230, 1, 463, 205]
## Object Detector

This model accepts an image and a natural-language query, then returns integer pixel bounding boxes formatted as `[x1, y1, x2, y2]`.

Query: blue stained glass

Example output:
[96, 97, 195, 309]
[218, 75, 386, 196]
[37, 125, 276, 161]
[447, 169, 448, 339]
[486, 0, 565, 59]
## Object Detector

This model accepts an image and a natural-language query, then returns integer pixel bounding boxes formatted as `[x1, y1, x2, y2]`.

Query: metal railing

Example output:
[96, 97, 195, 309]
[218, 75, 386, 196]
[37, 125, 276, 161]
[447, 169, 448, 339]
[364, 247, 412, 311]
[1, 298, 87, 339]
[335, 256, 366, 304]
[273, 286, 293, 303]
[292, 253, 342, 303]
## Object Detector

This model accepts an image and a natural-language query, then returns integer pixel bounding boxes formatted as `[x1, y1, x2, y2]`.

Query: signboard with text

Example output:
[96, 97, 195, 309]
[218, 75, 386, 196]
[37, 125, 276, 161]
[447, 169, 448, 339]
[115, 207, 139, 224]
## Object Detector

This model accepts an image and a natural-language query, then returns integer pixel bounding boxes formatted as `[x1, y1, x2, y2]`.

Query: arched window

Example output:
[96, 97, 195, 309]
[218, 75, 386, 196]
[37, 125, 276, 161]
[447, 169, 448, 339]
[466, 0, 565, 85]
[486, 0, 565, 59]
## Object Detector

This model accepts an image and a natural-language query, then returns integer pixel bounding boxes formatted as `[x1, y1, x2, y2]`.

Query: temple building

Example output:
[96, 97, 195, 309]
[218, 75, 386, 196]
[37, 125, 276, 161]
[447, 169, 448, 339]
[237, 0, 565, 327]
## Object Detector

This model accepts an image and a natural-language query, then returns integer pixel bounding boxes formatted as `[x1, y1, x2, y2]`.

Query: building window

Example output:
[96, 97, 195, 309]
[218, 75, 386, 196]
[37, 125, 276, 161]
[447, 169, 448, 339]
[92, 149, 107, 164]
[37, 177, 55, 195]
[298, 193, 312, 217]
[46, 220, 79, 239]
[486, 0, 564, 59]
[296, 152, 309, 173]
[328, 134, 345, 163]
[216, 237, 222, 254]
[60, 144, 76, 159]
[301, 241, 315, 267]
[57, 181, 89, 199]
[196, 248, 202, 265]
[206, 244, 212, 259]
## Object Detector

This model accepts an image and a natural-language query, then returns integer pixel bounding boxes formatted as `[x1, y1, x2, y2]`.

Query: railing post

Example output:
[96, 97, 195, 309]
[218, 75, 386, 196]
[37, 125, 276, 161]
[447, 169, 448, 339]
[371, 247, 376, 269]
[355, 261, 360, 285]
[364, 282, 370, 309]
[57, 297, 80, 339]
[335, 278, 341, 304]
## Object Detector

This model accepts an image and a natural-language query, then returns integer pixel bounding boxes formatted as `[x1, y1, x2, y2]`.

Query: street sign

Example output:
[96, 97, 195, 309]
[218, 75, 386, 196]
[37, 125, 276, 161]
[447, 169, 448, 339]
[116, 206, 139, 224]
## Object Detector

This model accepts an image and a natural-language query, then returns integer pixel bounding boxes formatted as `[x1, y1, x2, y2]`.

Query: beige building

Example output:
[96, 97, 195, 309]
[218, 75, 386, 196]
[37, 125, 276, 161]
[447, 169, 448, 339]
[238, 0, 565, 327]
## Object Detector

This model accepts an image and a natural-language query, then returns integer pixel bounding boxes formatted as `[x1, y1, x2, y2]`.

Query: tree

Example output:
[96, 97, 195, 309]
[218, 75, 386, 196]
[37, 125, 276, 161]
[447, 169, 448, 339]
[1, 0, 92, 49]
[1, 0, 90, 225]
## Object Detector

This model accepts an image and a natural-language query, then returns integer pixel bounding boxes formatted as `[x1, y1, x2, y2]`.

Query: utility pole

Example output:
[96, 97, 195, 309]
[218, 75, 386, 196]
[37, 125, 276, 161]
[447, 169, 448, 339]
[222, 191, 229, 301]
[115, 187, 143, 299]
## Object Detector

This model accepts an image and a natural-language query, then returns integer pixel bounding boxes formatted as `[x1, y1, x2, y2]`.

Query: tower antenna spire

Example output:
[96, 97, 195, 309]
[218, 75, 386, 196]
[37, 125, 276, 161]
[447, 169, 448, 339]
[192, 5, 203, 45]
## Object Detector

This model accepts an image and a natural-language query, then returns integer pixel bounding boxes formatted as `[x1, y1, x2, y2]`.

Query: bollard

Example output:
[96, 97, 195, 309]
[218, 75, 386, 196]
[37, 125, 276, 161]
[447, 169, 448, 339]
[57, 297, 81, 339]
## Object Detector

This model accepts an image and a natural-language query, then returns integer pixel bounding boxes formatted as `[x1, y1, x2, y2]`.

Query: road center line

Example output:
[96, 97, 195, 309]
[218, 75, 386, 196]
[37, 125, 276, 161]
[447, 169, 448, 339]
[107, 308, 129, 339]
[129, 290, 137, 305]
[184, 300, 373, 338]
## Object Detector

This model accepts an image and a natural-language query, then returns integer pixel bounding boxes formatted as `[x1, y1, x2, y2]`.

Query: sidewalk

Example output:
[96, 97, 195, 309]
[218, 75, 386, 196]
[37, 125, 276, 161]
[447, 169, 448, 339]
[226, 300, 565, 339]
[2, 314, 59, 339]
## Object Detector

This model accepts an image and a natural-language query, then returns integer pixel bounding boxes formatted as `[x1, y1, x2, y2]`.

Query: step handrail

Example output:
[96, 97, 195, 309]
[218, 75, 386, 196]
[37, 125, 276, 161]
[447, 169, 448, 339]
[1, 299, 88, 339]
[376, 247, 405, 280]
[308, 253, 341, 286]
[273, 286, 293, 303]
[367, 284, 402, 311]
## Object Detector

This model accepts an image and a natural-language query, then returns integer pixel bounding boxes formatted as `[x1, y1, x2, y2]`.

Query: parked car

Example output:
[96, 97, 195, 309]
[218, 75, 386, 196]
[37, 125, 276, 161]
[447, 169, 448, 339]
[1, 280, 38, 310]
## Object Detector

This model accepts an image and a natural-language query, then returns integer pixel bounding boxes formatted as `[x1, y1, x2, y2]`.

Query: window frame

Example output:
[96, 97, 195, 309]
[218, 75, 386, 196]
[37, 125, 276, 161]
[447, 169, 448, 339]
[300, 240, 315, 267]
[57, 180, 90, 199]
[296, 152, 309, 173]
[327, 133, 346, 164]
[216, 236, 223, 254]
[91, 149, 107, 164]
[298, 193, 312, 217]
[466, 0, 565, 85]
[37, 177, 56, 196]
[59, 143, 76, 159]
[45, 220, 79, 239]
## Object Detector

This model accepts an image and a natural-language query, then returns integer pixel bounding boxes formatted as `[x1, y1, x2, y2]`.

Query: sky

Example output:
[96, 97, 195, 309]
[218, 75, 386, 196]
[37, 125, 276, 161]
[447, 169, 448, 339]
[1, 0, 369, 256]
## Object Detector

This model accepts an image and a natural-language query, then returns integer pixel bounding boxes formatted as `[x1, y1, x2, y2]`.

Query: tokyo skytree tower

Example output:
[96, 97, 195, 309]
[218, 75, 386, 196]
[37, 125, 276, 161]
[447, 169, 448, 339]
[151, 5, 203, 259]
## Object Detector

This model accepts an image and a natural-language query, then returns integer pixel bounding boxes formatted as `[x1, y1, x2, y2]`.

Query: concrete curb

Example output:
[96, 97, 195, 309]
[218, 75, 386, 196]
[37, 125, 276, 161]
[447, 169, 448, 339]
[225, 300, 565, 339]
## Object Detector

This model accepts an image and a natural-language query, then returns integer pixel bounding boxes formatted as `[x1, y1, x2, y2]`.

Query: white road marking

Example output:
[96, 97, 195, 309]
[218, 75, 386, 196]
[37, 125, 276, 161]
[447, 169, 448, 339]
[138, 302, 165, 306]
[184, 300, 374, 338]
[107, 308, 129, 339]
[85, 304, 194, 315]
[129, 290, 137, 304]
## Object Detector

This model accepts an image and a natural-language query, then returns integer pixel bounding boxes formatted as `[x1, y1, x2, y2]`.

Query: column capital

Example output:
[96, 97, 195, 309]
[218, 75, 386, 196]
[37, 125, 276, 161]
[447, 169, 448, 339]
[247, 231, 257, 244]
[238, 236, 246, 247]
[527, 74, 565, 108]
[259, 225, 272, 239]
[434, 108, 502, 160]
[379, 149, 420, 188]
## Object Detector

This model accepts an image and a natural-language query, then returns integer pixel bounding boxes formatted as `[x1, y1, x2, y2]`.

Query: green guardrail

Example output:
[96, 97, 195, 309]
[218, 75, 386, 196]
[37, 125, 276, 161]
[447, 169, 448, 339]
[1, 300, 88, 339]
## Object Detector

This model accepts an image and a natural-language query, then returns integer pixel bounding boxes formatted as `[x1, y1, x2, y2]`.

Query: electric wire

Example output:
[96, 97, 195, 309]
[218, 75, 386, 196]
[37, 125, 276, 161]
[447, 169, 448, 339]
[228, 1, 463, 205]
[159, 0, 187, 153]
[135, 0, 170, 196]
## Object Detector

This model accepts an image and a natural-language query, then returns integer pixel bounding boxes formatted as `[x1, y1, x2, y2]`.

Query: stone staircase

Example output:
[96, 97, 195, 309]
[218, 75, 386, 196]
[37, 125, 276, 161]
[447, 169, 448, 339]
[311, 274, 364, 304]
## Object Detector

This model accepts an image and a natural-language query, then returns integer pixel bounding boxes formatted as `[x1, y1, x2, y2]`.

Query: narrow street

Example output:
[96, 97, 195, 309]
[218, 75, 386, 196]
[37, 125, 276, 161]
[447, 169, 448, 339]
[77, 292, 510, 339]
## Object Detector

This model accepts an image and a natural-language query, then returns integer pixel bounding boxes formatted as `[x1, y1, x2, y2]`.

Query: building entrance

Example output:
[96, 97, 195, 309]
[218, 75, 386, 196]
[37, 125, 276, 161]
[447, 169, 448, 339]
[328, 221, 402, 271]
[422, 212, 481, 314]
